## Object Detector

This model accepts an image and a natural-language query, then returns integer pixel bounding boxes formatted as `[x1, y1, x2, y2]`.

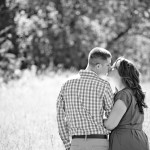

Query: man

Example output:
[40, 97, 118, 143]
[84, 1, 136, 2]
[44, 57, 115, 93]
[57, 47, 114, 150]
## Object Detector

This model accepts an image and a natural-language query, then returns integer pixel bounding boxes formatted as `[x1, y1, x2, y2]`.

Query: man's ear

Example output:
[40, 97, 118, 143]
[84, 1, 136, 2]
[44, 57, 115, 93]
[96, 63, 102, 69]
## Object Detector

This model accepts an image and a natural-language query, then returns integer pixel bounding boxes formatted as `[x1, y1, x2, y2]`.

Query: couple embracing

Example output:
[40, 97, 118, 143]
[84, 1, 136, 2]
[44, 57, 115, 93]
[57, 47, 149, 150]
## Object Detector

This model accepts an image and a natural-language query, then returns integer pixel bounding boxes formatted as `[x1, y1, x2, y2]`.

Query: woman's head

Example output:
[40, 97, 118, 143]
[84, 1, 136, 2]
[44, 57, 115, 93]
[109, 57, 140, 88]
[109, 57, 148, 114]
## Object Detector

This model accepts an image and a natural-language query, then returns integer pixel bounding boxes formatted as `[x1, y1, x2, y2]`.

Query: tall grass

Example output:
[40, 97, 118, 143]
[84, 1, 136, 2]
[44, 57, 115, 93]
[0, 70, 149, 150]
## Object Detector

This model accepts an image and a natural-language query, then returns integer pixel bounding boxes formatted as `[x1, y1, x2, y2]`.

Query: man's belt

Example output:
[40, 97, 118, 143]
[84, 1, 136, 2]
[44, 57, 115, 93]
[72, 134, 107, 139]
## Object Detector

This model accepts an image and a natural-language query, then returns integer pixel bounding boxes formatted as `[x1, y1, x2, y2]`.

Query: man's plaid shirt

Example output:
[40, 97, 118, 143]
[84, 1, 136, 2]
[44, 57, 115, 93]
[57, 70, 114, 149]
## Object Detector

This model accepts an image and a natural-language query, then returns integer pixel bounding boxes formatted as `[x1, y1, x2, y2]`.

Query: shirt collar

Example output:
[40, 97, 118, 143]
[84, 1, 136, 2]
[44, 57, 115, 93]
[79, 69, 99, 79]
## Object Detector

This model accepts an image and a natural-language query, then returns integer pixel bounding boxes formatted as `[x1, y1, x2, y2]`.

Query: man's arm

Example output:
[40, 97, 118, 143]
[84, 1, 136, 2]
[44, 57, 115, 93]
[56, 85, 71, 150]
[103, 82, 114, 118]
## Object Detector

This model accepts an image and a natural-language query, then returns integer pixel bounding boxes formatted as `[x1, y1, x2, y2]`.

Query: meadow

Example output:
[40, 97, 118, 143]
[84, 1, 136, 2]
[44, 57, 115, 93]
[0, 70, 149, 150]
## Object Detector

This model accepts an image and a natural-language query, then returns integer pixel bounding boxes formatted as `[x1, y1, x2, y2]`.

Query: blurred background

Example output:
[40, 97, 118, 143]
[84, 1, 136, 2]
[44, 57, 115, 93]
[0, 0, 150, 150]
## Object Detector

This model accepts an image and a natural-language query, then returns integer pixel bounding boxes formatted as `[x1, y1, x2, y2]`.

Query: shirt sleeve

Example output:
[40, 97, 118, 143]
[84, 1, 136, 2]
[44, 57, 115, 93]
[103, 82, 114, 118]
[115, 91, 130, 108]
[56, 85, 71, 150]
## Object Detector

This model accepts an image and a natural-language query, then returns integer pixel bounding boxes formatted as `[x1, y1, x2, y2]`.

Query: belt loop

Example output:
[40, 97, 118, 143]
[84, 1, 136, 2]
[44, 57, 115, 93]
[85, 134, 87, 141]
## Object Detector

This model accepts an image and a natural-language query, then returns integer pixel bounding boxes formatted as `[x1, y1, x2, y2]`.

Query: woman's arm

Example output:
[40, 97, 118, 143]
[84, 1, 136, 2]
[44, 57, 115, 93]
[104, 100, 127, 130]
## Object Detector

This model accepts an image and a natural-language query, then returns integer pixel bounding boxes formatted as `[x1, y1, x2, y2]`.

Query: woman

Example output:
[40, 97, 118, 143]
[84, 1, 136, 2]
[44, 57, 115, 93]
[104, 57, 149, 150]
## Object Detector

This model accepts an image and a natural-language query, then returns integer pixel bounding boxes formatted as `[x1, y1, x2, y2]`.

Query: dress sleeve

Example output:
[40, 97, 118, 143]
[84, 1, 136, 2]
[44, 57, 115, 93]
[115, 90, 131, 108]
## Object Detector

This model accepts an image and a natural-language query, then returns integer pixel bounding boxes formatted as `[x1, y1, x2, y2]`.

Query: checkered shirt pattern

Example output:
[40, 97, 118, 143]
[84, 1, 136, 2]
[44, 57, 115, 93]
[57, 70, 114, 150]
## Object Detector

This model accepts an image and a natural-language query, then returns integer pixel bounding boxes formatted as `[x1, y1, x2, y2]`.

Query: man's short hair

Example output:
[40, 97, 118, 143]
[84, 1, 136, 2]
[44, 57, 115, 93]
[88, 47, 111, 66]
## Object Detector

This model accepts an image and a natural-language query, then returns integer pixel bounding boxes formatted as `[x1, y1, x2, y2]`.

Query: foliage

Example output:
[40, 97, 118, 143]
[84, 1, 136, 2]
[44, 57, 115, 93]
[0, 0, 150, 81]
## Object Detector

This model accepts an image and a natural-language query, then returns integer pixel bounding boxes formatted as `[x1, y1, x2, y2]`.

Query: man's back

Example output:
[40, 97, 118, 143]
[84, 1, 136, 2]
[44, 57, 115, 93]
[57, 70, 113, 149]
[63, 70, 113, 135]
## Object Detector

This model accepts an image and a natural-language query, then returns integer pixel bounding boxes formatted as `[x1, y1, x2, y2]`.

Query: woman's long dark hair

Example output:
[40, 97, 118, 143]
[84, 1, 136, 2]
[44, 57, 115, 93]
[116, 57, 148, 114]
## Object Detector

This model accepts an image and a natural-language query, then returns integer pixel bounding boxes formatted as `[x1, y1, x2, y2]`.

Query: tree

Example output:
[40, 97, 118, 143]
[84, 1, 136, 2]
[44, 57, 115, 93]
[0, 0, 20, 81]
[0, 0, 150, 81]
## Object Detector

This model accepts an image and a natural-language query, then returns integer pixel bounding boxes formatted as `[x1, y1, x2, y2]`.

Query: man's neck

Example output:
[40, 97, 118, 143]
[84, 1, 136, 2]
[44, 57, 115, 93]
[86, 66, 97, 74]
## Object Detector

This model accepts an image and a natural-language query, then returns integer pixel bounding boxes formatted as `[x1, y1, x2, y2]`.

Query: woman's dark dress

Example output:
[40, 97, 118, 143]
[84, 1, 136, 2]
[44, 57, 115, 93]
[109, 88, 149, 150]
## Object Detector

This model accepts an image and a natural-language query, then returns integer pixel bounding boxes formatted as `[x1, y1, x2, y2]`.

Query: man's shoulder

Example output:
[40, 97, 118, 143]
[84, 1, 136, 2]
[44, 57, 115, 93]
[67, 73, 80, 81]
[97, 77, 110, 86]
[62, 73, 80, 86]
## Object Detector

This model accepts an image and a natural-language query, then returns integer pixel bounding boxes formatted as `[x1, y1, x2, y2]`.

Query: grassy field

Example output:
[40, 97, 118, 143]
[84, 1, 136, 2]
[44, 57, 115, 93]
[0, 71, 149, 150]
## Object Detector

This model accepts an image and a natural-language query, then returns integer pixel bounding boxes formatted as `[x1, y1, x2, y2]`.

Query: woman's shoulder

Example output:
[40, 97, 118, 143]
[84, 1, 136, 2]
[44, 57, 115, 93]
[115, 88, 132, 97]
